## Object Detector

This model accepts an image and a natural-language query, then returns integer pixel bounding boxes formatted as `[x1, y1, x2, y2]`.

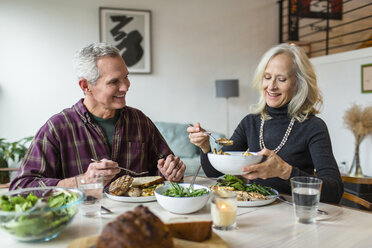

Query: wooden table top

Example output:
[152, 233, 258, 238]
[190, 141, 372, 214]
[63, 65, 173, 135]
[1, 176, 372, 248]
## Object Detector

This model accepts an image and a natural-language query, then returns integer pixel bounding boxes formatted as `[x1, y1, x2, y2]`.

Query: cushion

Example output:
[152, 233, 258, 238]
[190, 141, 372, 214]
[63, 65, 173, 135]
[154, 122, 199, 158]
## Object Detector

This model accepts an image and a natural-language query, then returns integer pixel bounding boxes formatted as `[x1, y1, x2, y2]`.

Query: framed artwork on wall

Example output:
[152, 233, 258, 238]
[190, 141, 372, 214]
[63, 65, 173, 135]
[361, 63, 372, 93]
[99, 7, 152, 74]
[290, 0, 343, 20]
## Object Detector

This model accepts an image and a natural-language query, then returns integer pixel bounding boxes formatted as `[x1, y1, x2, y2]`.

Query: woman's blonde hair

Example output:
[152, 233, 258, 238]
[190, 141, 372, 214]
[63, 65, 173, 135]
[250, 43, 322, 122]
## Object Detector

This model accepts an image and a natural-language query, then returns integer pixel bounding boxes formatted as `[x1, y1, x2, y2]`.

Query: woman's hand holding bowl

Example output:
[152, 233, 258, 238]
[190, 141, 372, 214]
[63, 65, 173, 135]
[241, 148, 292, 180]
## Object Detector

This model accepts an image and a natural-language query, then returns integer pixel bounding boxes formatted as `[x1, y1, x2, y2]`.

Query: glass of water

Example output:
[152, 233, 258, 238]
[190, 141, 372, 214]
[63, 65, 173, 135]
[290, 176, 322, 224]
[75, 174, 104, 217]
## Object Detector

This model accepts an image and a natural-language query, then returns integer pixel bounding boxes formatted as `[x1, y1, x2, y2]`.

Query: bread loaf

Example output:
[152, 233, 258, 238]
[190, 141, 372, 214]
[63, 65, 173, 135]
[166, 219, 212, 242]
[96, 205, 173, 248]
[131, 176, 164, 188]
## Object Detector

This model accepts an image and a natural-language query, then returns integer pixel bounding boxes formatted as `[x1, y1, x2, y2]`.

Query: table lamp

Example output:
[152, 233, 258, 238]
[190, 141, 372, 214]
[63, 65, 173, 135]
[215, 79, 239, 138]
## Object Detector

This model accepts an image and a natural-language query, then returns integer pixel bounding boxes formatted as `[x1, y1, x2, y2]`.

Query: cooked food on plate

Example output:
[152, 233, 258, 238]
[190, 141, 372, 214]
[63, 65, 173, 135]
[108, 175, 133, 196]
[131, 176, 164, 188]
[212, 175, 276, 201]
[108, 175, 164, 197]
[126, 187, 142, 197]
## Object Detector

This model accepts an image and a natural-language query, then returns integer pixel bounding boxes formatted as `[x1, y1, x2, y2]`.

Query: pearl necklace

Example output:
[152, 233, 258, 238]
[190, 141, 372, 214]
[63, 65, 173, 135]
[259, 117, 295, 153]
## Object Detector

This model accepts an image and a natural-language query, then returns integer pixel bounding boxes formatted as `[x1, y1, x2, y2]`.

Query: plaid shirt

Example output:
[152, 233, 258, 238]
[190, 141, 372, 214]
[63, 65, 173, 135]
[10, 99, 172, 189]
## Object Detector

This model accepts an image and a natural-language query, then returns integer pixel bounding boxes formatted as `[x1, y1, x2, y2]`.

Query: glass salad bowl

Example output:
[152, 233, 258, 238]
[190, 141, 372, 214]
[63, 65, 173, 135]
[0, 187, 84, 242]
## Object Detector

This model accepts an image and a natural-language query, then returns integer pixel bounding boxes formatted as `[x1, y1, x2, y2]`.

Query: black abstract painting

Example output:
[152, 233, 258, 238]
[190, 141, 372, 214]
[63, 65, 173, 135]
[100, 8, 151, 73]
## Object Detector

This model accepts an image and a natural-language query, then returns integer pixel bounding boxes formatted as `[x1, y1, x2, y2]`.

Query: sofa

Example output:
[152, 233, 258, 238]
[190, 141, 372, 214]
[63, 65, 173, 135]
[154, 122, 225, 177]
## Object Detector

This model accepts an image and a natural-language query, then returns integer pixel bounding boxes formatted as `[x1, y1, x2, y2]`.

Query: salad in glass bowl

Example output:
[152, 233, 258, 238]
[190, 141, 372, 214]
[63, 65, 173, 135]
[0, 187, 83, 242]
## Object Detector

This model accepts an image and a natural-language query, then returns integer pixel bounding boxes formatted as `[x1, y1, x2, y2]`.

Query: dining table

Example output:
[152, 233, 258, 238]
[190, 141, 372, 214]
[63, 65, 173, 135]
[1, 176, 372, 248]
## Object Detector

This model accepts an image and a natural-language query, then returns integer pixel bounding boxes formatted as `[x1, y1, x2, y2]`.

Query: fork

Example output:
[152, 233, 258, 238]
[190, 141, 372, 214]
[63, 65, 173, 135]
[101, 205, 113, 214]
[90, 159, 149, 176]
[190, 164, 202, 189]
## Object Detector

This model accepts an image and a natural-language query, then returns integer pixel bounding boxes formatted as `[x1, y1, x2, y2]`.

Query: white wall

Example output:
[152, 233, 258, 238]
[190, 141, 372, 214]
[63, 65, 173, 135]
[0, 0, 278, 140]
[3, 0, 370, 176]
[311, 47, 372, 176]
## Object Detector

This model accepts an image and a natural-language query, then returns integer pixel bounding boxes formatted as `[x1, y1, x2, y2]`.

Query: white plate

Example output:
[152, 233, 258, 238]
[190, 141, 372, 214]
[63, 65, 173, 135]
[104, 188, 156, 203]
[237, 187, 278, 207]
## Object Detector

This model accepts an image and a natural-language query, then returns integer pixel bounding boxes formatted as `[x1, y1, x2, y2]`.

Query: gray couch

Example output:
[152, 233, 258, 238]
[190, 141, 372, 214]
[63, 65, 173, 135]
[154, 122, 225, 177]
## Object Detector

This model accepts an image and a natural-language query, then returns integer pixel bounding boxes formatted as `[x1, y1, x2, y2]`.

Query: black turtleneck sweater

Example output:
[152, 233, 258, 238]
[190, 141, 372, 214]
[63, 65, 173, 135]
[201, 105, 343, 204]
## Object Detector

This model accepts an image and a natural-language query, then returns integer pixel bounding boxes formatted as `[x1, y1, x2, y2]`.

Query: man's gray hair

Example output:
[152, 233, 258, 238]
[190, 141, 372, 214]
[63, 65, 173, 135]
[73, 43, 120, 85]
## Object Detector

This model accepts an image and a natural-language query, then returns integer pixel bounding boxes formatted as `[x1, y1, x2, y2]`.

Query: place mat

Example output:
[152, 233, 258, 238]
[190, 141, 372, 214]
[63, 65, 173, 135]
[68, 232, 227, 248]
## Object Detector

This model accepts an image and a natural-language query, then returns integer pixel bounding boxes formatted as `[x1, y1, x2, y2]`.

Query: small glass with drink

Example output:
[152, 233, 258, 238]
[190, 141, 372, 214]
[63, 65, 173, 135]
[210, 190, 237, 230]
[290, 176, 322, 224]
[76, 174, 104, 217]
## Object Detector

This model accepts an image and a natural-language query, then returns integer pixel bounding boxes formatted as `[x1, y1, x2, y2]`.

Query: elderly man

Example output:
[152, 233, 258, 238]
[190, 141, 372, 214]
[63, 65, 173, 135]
[10, 43, 185, 189]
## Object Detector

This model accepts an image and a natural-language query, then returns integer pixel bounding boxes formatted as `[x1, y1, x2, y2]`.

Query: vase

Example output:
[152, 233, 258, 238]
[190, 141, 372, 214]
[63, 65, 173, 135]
[348, 142, 363, 177]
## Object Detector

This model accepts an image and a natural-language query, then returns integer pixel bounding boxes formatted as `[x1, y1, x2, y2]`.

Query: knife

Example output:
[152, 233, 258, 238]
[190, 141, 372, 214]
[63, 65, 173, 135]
[101, 205, 113, 214]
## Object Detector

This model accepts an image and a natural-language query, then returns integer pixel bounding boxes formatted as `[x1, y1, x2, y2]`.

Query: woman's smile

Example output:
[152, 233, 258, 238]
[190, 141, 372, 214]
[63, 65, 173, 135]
[262, 53, 296, 108]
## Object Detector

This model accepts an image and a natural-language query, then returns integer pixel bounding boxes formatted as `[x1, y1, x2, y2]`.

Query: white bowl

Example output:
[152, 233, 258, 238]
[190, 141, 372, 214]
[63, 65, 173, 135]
[207, 151, 263, 175]
[154, 183, 211, 214]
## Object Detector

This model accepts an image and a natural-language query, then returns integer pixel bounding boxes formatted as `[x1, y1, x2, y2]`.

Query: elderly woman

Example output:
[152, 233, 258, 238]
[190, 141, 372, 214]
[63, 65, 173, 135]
[187, 43, 343, 204]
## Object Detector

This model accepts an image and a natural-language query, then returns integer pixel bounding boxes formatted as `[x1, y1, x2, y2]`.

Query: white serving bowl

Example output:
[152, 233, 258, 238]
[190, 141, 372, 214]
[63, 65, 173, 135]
[207, 151, 263, 175]
[154, 183, 211, 214]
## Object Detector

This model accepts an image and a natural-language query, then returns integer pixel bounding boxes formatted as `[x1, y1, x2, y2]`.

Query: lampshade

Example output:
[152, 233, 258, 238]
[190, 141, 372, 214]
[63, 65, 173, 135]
[215, 79, 239, 98]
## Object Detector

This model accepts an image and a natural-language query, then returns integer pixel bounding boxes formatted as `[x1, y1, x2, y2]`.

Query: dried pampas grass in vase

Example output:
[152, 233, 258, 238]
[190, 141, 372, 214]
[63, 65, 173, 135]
[343, 103, 372, 177]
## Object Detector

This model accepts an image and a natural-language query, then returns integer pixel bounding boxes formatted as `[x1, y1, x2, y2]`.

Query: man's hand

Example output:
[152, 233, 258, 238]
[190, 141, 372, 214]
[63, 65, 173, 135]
[84, 158, 121, 186]
[157, 155, 186, 182]
[241, 148, 292, 180]
[56, 158, 120, 188]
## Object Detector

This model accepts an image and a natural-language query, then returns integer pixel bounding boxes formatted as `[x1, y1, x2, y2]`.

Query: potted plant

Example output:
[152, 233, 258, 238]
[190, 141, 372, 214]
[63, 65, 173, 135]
[0, 136, 33, 184]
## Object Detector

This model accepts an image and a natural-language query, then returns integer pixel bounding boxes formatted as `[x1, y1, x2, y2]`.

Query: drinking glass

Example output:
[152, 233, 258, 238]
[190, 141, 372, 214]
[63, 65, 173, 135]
[75, 174, 104, 217]
[290, 176, 322, 224]
[210, 190, 237, 230]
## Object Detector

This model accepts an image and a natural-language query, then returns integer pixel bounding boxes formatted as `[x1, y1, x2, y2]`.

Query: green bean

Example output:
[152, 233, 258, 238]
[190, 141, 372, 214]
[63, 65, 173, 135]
[163, 183, 208, 197]
[253, 184, 266, 195]
[256, 184, 272, 195]
[250, 183, 274, 196]
[169, 181, 177, 192]
[174, 183, 182, 195]
[259, 185, 272, 195]
[186, 187, 192, 196]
